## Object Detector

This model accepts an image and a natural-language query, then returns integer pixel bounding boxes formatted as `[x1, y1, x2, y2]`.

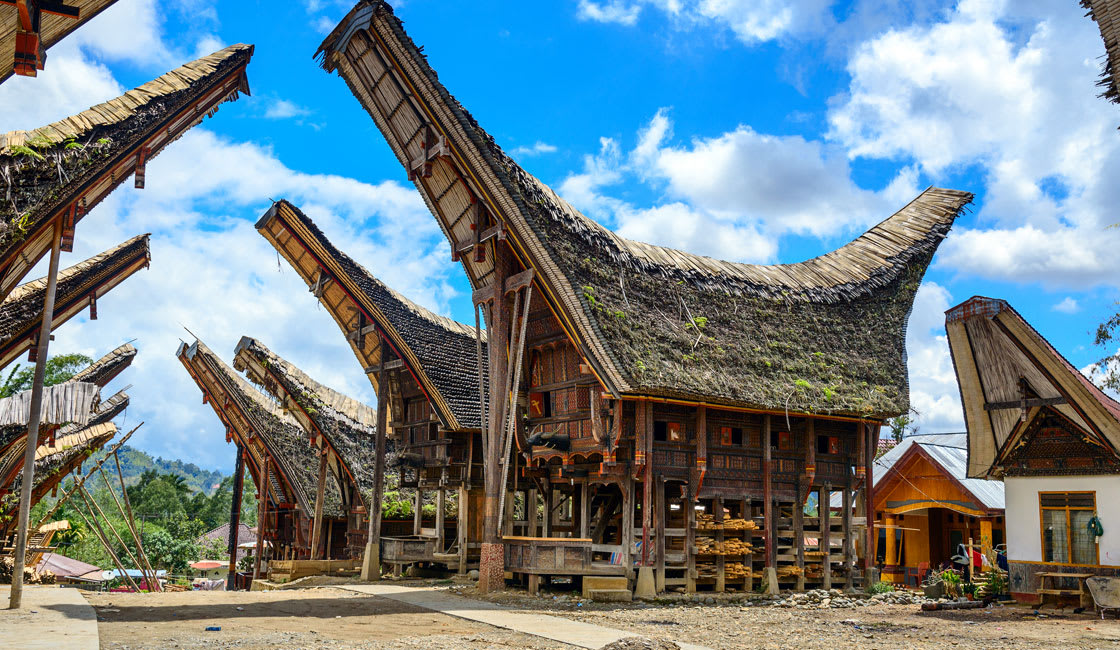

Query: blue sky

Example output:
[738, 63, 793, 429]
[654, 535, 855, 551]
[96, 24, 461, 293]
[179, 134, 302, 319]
[0, 0, 1116, 473]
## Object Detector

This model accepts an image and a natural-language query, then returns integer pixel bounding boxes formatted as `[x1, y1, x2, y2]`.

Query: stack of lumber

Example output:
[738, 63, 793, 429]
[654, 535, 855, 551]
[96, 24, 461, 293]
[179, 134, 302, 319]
[696, 562, 718, 579]
[724, 562, 750, 580]
[696, 514, 717, 530]
[776, 565, 804, 578]
[804, 563, 824, 579]
[722, 518, 758, 531]
[693, 537, 756, 555]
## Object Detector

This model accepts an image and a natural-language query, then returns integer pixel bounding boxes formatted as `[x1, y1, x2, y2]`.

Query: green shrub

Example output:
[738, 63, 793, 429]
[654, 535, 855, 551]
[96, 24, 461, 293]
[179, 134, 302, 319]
[866, 581, 894, 595]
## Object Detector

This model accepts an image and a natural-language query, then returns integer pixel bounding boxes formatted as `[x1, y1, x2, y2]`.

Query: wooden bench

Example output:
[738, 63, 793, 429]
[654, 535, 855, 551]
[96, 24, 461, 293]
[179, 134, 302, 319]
[1038, 572, 1094, 609]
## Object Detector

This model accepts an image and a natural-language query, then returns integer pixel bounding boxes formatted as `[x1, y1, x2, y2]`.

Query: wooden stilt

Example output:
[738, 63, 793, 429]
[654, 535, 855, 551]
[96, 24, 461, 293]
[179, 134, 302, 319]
[795, 476, 805, 592]
[822, 481, 832, 589]
[655, 475, 666, 593]
[843, 474, 854, 590]
[311, 447, 328, 560]
[253, 457, 270, 581]
[436, 481, 446, 551]
[763, 415, 774, 568]
[527, 488, 537, 537]
[227, 445, 246, 588]
[685, 484, 696, 594]
[579, 482, 590, 539]
[413, 487, 423, 536]
[715, 495, 725, 593]
[362, 358, 389, 581]
[621, 477, 634, 581]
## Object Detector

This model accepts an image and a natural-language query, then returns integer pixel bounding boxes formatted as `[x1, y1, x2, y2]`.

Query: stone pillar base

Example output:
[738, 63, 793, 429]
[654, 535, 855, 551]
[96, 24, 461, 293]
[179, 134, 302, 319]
[634, 566, 656, 599]
[764, 567, 779, 595]
[360, 542, 380, 581]
[478, 542, 505, 592]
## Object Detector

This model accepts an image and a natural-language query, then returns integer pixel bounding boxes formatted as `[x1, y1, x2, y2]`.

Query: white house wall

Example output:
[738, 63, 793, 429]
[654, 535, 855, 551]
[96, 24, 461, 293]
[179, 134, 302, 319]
[1005, 475, 1120, 566]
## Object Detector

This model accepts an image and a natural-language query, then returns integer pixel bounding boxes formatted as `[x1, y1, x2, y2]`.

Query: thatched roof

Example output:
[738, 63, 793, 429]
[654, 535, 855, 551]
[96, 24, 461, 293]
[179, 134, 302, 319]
[0, 421, 117, 527]
[0, 234, 149, 371]
[946, 296, 1120, 478]
[316, 1, 972, 419]
[71, 342, 135, 388]
[0, 1, 120, 83]
[0, 343, 131, 489]
[1084, 0, 1120, 105]
[176, 338, 342, 518]
[234, 336, 377, 501]
[257, 200, 487, 430]
[0, 43, 253, 302]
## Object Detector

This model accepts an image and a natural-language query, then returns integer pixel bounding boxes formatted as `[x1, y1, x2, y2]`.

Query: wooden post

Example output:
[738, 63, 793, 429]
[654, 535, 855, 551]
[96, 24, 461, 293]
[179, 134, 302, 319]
[436, 484, 446, 551]
[980, 518, 993, 563]
[641, 402, 653, 567]
[97, 468, 157, 590]
[843, 471, 854, 590]
[413, 487, 423, 536]
[480, 249, 512, 594]
[457, 484, 469, 574]
[763, 415, 774, 568]
[579, 482, 591, 539]
[686, 485, 696, 593]
[655, 475, 666, 593]
[227, 444, 246, 588]
[311, 447, 328, 560]
[744, 498, 754, 592]
[822, 482, 833, 589]
[112, 451, 159, 591]
[967, 537, 974, 584]
[715, 495, 726, 593]
[794, 476, 805, 591]
[253, 457, 269, 581]
[622, 477, 634, 580]
[863, 423, 875, 576]
[527, 487, 538, 537]
[8, 218, 62, 610]
[362, 360, 389, 580]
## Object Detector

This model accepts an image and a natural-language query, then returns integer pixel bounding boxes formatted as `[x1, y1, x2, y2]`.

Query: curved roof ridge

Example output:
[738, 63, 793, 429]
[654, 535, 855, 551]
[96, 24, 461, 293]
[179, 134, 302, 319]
[2, 234, 149, 305]
[234, 336, 377, 427]
[0, 44, 254, 151]
[189, 338, 293, 423]
[535, 174, 970, 297]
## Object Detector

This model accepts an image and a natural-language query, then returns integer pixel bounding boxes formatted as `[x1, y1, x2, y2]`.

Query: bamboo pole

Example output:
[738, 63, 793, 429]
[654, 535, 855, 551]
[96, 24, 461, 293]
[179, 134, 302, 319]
[98, 467, 159, 591]
[79, 486, 149, 589]
[72, 490, 141, 593]
[111, 449, 157, 589]
[36, 423, 144, 527]
[9, 219, 63, 610]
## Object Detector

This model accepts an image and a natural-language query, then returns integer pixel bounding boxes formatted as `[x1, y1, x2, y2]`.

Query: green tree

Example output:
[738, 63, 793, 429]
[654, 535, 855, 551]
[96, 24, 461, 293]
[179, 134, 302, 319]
[0, 352, 93, 397]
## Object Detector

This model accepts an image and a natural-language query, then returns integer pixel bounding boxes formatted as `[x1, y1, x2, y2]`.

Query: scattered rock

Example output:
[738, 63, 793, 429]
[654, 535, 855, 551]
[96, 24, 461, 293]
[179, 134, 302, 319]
[599, 637, 680, 650]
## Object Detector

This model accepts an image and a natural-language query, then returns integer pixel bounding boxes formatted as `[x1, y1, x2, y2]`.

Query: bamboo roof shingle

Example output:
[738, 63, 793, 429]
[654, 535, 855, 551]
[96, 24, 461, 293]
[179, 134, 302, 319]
[257, 200, 487, 431]
[316, 1, 972, 419]
[234, 336, 377, 503]
[1084, 0, 1120, 106]
[0, 0, 120, 84]
[947, 296, 1120, 478]
[0, 43, 252, 303]
[177, 338, 342, 518]
[0, 234, 149, 371]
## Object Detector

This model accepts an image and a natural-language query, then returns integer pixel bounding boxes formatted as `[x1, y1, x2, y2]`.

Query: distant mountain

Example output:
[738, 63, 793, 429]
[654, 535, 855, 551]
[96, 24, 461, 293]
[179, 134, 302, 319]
[86, 445, 226, 494]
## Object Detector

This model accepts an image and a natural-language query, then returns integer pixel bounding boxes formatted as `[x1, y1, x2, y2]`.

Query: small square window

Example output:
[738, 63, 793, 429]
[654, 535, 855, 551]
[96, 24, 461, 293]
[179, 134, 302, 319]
[654, 421, 668, 442]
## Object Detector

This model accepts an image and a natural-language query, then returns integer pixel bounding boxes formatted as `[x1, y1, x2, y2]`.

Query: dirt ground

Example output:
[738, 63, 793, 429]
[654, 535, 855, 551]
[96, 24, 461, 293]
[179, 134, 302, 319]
[85, 581, 1120, 650]
[85, 587, 572, 650]
[450, 583, 1120, 650]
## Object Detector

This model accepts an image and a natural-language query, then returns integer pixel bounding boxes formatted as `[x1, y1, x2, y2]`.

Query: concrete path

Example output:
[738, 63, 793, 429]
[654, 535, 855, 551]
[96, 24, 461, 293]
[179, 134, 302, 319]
[342, 583, 711, 650]
[0, 585, 99, 650]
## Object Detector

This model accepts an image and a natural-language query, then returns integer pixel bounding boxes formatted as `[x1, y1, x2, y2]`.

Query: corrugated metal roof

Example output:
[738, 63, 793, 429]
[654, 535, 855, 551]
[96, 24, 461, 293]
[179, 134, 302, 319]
[874, 433, 1005, 510]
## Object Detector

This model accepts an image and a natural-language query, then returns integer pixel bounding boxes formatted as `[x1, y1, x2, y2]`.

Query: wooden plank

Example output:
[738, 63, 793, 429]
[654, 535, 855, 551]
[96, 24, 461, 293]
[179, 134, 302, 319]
[794, 477, 805, 592]
[310, 448, 328, 560]
[763, 415, 774, 567]
[822, 482, 832, 590]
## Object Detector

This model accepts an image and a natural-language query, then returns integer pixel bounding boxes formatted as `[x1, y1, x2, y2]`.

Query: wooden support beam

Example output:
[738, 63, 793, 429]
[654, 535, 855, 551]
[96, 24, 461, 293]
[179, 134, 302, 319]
[685, 483, 695, 594]
[579, 482, 590, 540]
[795, 476, 805, 592]
[843, 473, 854, 590]
[763, 415, 774, 568]
[822, 482, 832, 590]
[436, 481, 446, 551]
[622, 477, 634, 580]
[227, 444, 245, 588]
[413, 488, 423, 536]
[253, 457, 270, 581]
[715, 494, 725, 593]
[983, 396, 1066, 410]
[363, 358, 403, 374]
[310, 447, 328, 560]
[456, 484, 468, 574]
[655, 475, 666, 594]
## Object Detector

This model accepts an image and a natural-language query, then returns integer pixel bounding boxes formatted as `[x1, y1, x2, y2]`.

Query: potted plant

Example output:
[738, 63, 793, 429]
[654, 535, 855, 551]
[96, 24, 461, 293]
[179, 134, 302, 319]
[977, 568, 1010, 601]
[961, 582, 978, 600]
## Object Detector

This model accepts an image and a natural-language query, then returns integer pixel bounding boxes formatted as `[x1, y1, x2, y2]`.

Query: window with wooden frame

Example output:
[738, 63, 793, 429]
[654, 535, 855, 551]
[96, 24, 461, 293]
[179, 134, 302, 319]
[720, 426, 744, 446]
[1040, 492, 1097, 565]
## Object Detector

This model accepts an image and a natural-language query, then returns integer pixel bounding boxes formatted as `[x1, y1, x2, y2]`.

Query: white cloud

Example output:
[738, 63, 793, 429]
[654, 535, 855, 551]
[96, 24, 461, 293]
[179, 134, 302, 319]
[905, 281, 965, 433]
[68, 0, 173, 66]
[829, 1, 1120, 287]
[512, 141, 559, 157]
[1053, 297, 1080, 314]
[557, 109, 923, 264]
[264, 99, 311, 120]
[0, 44, 123, 130]
[576, 0, 834, 43]
[577, 0, 642, 26]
